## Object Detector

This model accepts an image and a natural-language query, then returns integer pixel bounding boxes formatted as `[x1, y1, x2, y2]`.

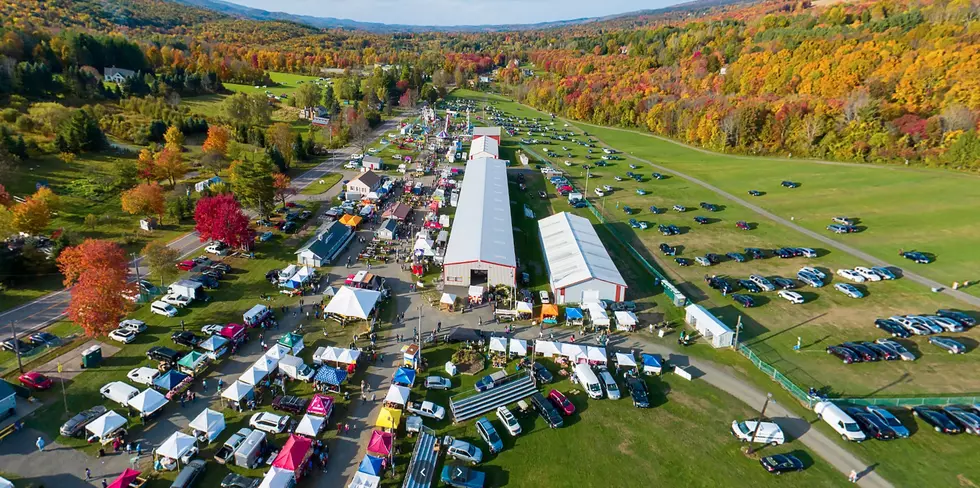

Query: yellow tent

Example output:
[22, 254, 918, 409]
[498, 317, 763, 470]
[375, 407, 402, 431]
[540, 304, 559, 320]
[339, 214, 363, 227]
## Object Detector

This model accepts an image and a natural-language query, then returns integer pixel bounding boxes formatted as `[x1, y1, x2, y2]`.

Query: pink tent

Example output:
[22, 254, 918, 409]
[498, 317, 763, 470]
[272, 435, 313, 479]
[367, 430, 393, 457]
[306, 394, 334, 417]
[220, 323, 245, 341]
[107, 469, 141, 488]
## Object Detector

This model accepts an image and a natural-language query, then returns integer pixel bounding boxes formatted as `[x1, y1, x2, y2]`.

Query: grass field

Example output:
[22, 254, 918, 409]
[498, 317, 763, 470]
[388, 344, 850, 488]
[223, 72, 326, 97]
[299, 172, 343, 196]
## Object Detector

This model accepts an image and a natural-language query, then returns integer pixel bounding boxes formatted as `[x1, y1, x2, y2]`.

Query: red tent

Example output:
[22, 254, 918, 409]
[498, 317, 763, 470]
[367, 430, 393, 457]
[272, 435, 313, 479]
[220, 323, 245, 342]
[107, 469, 141, 488]
[306, 394, 334, 417]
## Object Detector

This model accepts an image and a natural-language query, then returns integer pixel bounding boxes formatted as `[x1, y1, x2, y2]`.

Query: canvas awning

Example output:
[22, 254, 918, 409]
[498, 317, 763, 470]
[586, 302, 610, 326]
[221, 380, 254, 402]
[440, 293, 457, 305]
[85, 410, 127, 438]
[295, 414, 325, 437]
[157, 431, 196, 460]
[106, 469, 141, 488]
[540, 304, 559, 319]
[358, 455, 384, 476]
[616, 352, 637, 368]
[272, 435, 312, 471]
[392, 367, 416, 387]
[468, 285, 484, 298]
[278, 333, 305, 355]
[306, 394, 334, 417]
[199, 335, 228, 353]
[189, 408, 225, 442]
[264, 343, 290, 361]
[239, 366, 267, 386]
[565, 307, 584, 320]
[367, 430, 393, 457]
[509, 338, 528, 356]
[561, 343, 588, 362]
[534, 340, 562, 357]
[128, 388, 168, 415]
[489, 336, 507, 353]
[349, 472, 381, 488]
[614, 311, 638, 326]
[220, 323, 245, 340]
[413, 238, 434, 257]
[259, 466, 295, 488]
[337, 348, 360, 364]
[177, 351, 207, 372]
[641, 353, 663, 373]
[153, 370, 188, 391]
[586, 346, 607, 363]
[516, 301, 533, 313]
[253, 354, 278, 373]
[324, 286, 382, 320]
[375, 407, 402, 430]
[314, 366, 348, 386]
[384, 384, 410, 406]
[339, 214, 363, 227]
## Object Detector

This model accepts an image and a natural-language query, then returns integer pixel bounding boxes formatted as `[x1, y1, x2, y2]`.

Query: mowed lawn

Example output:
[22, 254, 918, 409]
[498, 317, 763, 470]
[392, 345, 849, 488]
[223, 72, 326, 96]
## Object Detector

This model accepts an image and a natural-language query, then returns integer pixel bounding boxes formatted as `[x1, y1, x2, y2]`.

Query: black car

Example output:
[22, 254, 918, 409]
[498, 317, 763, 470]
[648, 206, 663, 214]
[731, 294, 755, 308]
[759, 454, 804, 474]
[659, 243, 677, 256]
[530, 392, 564, 428]
[901, 251, 931, 264]
[748, 190, 763, 197]
[875, 319, 911, 338]
[847, 408, 897, 440]
[272, 395, 309, 415]
[531, 362, 553, 383]
[667, 224, 681, 235]
[862, 342, 898, 360]
[774, 248, 797, 259]
[191, 274, 220, 289]
[842, 342, 879, 361]
[221, 473, 259, 488]
[706, 276, 734, 294]
[744, 248, 767, 259]
[675, 258, 692, 266]
[147, 346, 183, 364]
[28, 332, 59, 346]
[171, 331, 203, 347]
[652, 173, 665, 180]
[937, 309, 976, 327]
[699, 202, 719, 212]
[694, 216, 710, 225]
[0, 338, 32, 353]
[781, 181, 800, 188]
[658, 224, 672, 236]
[704, 253, 721, 264]
[827, 345, 860, 364]
[622, 206, 633, 215]
[210, 262, 232, 273]
[912, 406, 960, 434]
[626, 378, 650, 408]
[737, 280, 762, 293]
[60, 405, 108, 437]
[726, 252, 746, 263]
[771, 277, 798, 290]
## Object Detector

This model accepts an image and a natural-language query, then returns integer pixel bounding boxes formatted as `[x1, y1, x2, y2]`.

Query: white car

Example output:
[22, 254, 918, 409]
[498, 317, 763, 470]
[205, 242, 228, 255]
[594, 188, 605, 197]
[127, 367, 161, 386]
[496, 406, 522, 436]
[836, 269, 866, 283]
[853, 267, 882, 282]
[749, 275, 775, 292]
[834, 283, 864, 298]
[162, 294, 192, 308]
[731, 420, 785, 445]
[798, 248, 818, 258]
[777, 290, 805, 304]
[602, 185, 613, 192]
[150, 301, 178, 317]
[350, 153, 363, 161]
[445, 437, 483, 464]
[425, 376, 452, 390]
[249, 412, 289, 434]
[539, 290, 550, 304]
[108, 328, 138, 344]
[344, 161, 359, 169]
[799, 266, 826, 279]
[564, 161, 572, 166]
[119, 319, 146, 334]
[201, 324, 224, 336]
[927, 316, 965, 333]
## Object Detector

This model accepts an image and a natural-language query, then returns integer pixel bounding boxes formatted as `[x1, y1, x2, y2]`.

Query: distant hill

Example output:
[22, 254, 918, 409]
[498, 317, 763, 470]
[173, 0, 752, 32]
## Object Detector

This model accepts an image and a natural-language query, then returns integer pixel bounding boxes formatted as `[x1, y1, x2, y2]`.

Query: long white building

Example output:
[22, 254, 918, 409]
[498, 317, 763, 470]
[538, 212, 627, 304]
[442, 157, 516, 287]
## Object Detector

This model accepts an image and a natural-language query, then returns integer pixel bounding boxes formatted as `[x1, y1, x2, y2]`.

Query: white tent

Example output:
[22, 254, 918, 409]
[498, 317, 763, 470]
[615, 352, 637, 368]
[561, 343, 588, 362]
[85, 410, 127, 439]
[586, 303, 610, 326]
[534, 340, 562, 357]
[468, 285, 484, 299]
[295, 413, 325, 437]
[324, 286, 382, 320]
[414, 238, 435, 257]
[440, 293, 457, 306]
[278, 265, 297, 283]
[439, 214, 451, 228]
[259, 466, 295, 488]
[253, 355, 277, 373]
[685, 304, 735, 348]
[264, 344, 290, 362]
[586, 346, 608, 363]
[337, 348, 360, 364]
[189, 408, 226, 443]
[384, 384, 410, 406]
[157, 431, 196, 460]
[489, 336, 507, 353]
[349, 472, 381, 488]
[221, 380, 254, 401]
[128, 388, 168, 416]
[239, 367, 267, 386]
[314, 346, 337, 364]
[0, 475, 13, 488]
[286, 266, 313, 287]
[614, 311, 638, 331]
[516, 301, 533, 313]
[509, 338, 528, 356]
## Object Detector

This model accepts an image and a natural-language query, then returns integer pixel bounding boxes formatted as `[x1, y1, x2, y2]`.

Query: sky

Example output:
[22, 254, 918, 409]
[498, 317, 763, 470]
[224, 0, 675, 26]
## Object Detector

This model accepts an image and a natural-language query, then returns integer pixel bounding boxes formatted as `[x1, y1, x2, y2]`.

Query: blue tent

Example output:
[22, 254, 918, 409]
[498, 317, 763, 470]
[358, 455, 384, 476]
[153, 370, 189, 391]
[565, 308, 584, 320]
[641, 353, 663, 374]
[392, 367, 416, 387]
[314, 366, 348, 386]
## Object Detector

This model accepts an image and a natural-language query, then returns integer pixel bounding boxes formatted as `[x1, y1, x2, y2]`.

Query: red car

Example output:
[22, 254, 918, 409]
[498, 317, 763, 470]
[548, 389, 575, 416]
[176, 260, 195, 271]
[19, 371, 53, 390]
[735, 221, 750, 231]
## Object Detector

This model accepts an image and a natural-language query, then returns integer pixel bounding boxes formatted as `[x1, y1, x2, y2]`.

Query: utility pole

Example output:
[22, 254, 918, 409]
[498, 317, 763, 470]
[9, 321, 23, 373]
[132, 252, 144, 302]
[58, 361, 68, 414]
[747, 393, 774, 454]
[416, 304, 423, 369]
[732, 315, 743, 350]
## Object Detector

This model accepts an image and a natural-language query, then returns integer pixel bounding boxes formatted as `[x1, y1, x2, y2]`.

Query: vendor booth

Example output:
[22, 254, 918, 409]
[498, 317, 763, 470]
[562, 343, 588, 363]
[324, 286, 382, 322]
[488, 336, 507, 353]
[375, 407, 402, 432]
[106, 469, 144, 488]
[586, 346, 608, 364]
[615, 352, 638, 371]
[306, 394, 334, 418]
[128, 388, 168, 419]
[176, 351, 209, 376]
[281, 266, 313, 290]
[641, 353, 663, 375]
[189, 408, 225, 443]
[439, 293, 458, 312]
[401, 344, 421, 369]
[585, 303, 610, 328]
[264, 343, 290, 362]
[313, 366, 348, 393]
[540, 304, 559, 324]
[278, 333, 305, 355]
[258, 466, 295, 488]
[156, 431, 197, 470]
[244, 304, 272, 327]
[516, 301, 533, 315]
[367, 430, 393, 457]
[295, 414, 325, 437]
[614, 311, 639, 332]
[534, 340, 562, 358]
[509, 338, 528, 356]
[413, 238, 435, 257]
[349, 472, 381, 488]
[358, 455, 385, 477]
[199, 335, 229, 359]
[339, 214, 363, 228]
[221, 380, 255, 409]
[272, 435, 313, 481]
[392, 367, 416, 387]
[238, 366, 267, 386]
[85, 410, 128, 445]
[565, 307, 584, 326]
[220, 323, 246, 343]
[384, 384, 410, 408]
[153, 370, 191, 400]
[468, 285, 484, 304]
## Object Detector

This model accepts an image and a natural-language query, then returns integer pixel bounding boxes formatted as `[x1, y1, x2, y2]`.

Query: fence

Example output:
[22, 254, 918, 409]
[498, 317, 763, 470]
[737, 343, 815, 409]
[836, 396, 980, 407]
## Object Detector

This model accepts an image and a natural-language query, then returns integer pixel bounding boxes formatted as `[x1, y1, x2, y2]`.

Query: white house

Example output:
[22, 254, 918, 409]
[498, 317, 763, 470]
[345, 170, 381, 198]
[362, 155, 383, 171]
[104, 67, 136, 83]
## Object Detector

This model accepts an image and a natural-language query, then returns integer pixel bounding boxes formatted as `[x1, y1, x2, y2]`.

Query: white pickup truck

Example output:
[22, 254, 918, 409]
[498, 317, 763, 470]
[407, 400, 446, 420]
[162, 294, 192, 308]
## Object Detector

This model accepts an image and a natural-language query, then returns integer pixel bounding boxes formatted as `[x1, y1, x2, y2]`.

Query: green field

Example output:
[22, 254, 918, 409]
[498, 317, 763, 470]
[223, 72, 326, 97]
[299, 172, 343, 196]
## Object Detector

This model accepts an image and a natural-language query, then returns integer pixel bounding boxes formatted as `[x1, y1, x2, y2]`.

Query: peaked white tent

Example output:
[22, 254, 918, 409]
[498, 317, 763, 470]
[534, 340, 562, 357]
[509, 338, 528, 356]
[586, 302, 610, 326]
[157, 431, 196, 460]
[264, 344, 290, 362]
[349, 472, 381, 488]
[384, 384, 410, 406]
[614, 311, 638, 331]
[189, 408, 226, 443]
[515, 301, 533, 313]
[561, 343, 588, 362]
[239, 367, 267, 386]
[615, 352, 637, 368]
[324, 286, 383, 320]
[128, 388, 168, 417]
[85, 410, 127, 439]
[295, 413, 325, 437]
[259, 466, 295, 488]
[489, 336, 507, 353]
[221, 380, 254, 401]
[586, 346, 607, 363]
[0, 475, 13, 488]
[253, 355, 277, 373]
[337, 348, 360, 364]
[414, 238, 435, 257]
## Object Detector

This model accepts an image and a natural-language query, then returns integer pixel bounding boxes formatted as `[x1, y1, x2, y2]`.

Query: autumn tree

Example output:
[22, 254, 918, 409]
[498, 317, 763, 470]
[155, 148, 188, 187]
[229, 156, 275, 212]
[57, 239, 132, 337]
[164, 125, 184, 151]
[142, 240, 179, 287]
[121, 182, 166, 220]
[272, 173, 296, 208]
[0, 205, 15, 237]
[0, 184, 11, 207]
[295, 82, 321, 109]
[202, 125, 230, 157]
[266, 123, 295, 168]
[84, 213, 98, 230]
[194, 194, 252, 249]
[11, 189, 54, 235]
[136, 148, 156, 183]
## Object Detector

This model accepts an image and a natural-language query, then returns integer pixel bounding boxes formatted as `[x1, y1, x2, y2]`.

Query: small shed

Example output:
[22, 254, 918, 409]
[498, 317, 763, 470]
[439, 293, 458, 312]
[375, 219, 398, 240]
[684, 304, 734, 348]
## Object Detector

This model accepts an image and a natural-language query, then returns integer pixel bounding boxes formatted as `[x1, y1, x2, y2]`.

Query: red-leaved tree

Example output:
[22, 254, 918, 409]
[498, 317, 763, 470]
[57, 240, 133, 337]
[194, 194, 251, 249]
[273, 173, 295, 209]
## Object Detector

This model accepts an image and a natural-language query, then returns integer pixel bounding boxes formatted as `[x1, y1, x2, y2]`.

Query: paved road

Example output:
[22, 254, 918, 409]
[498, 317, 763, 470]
[0, 116, 406, 340]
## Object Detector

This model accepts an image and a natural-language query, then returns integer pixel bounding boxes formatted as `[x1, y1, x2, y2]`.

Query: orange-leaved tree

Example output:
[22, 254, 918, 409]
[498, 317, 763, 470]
[121, 182, 166, 220]
[272, 173, 295, 208]
[202, 125, 230, 157]
[57, 239, 133, 337]
[155, 148, 188, 187]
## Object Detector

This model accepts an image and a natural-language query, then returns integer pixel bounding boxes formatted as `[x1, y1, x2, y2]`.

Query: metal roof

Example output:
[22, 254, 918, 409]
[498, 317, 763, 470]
[538, 212, 627, 289]
[442, 158, 515, 268]
[469, 135, 499, 159]
[472, 127, 501, 137]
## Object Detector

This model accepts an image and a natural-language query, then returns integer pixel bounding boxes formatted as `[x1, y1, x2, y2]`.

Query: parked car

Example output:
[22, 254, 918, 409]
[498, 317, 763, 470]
[699, 202, 719, 212]
[874, 319, 910, 338]
[201, 324, 224, 336]
[796, 271, 824, 288]
[827, 345, 860, 364]
[176, 260, 195, 271]
[221, 473, 259, 488]
[496, 406, 522, 436]
[928, 316, 964, 333]
[929, 336, 966, 354]
[730, 420, 785, 445]
[548, 390, 575, 416]
[531, 362, 553, 383]
[871, 266, 897, 280]
[28, 332, 59, 346]
[942, 406, 980, 435]
[937, 309, 976, 327]
[694, 216, 710, 225]
[695, 256, 712, 267]
[171, 331, 203, 347]
[127, 367, 161, 386]
[759, 454, 804, 474]
[425, 376, 452, 390]
[60, 405, 108, 437]
[146, 346, 183, 364]
[901, 251, 932, 264]
[172, 459, 206, 488]
[530, 392, 563, 428]
[772, 277, 798, 289]
[738, 279, 762, 293]
[675, 257, 692, 266]
[749, 275, 775, 292]
[150, 301, 178, 317]
[659, 243, 676, 256]
[846, 408, 897, 440]
[440, 465, 486, 488]
[834, 283, 864, 299]
[777, 290, 805, 304]
[874, 339, 916, 361]
[745, 248, 767, 259]
[249, 412, 289, 434]
[707, 277, 735, 294]
[727, 252, 746, 263]
[865, 406, 910, 438]
[475, 417, 504, 453]
[854, 267, 881, 282]
[748, 190, 763, 196]
[735, 221, 750, 231]
[445, 437, 483, 464]
[206, 242, 229, 255]
[842, 342, 879, 361]
[672, 205, 687, 212]
[780, 181, 800, 188]
[912, 406, 960, 434]
[836, 269, 866, 283]
[627, 378, 650, 408]
[18, 371, 53, 389]
[109, 328, 138, 344]
[731, 294, 756, 308]
[271, 395, 309, 415]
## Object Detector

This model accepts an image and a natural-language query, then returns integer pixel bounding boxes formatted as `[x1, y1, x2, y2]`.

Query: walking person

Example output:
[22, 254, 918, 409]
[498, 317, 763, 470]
[35, 436, 45, 452]
[202, 379, 208, 392]
[848, 470, 858, 483]
[102, 479, 109, 488]
[85, 468, 92, 480]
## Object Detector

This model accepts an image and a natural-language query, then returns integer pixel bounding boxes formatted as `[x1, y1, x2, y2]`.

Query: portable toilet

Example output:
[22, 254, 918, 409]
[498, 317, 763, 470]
[81, 345, 103, 368]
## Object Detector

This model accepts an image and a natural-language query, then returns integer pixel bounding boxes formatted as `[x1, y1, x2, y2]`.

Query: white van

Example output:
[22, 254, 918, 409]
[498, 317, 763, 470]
[151, 300, 178, 317]
[574, 363, 603, 400]
[127, 367, 161, 386]
[814, 401, 866, 442]
[730, 420, 785, 445]
[100, 381, 139, 406]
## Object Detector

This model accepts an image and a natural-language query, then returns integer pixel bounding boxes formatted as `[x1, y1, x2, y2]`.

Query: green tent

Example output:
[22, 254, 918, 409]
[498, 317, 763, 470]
[278, 333, 305, 355]
[177, 351, 209, 375]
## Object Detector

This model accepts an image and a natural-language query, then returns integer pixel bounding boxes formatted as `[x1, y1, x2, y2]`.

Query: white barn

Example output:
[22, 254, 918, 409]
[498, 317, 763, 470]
[684, 304, 734, 348]
[442, 157, 515, 287]
[468, 135, 499, 160]
[538, 212, 627, 304]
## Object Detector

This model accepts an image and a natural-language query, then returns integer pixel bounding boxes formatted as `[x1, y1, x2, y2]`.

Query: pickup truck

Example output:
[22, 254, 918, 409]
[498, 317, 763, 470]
[162, 294, 192, 308]
[215, 428, 252, 464]
[272, 395, 309, 415]
[474, 370, 508, 393]
[407, 400, 446, 420]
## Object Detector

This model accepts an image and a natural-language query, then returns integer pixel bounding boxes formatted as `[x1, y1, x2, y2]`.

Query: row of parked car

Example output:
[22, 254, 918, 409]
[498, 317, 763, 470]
[818, 400, 980, 443]
[826, 339, 917, 363]
[874, 311, 976, 337]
